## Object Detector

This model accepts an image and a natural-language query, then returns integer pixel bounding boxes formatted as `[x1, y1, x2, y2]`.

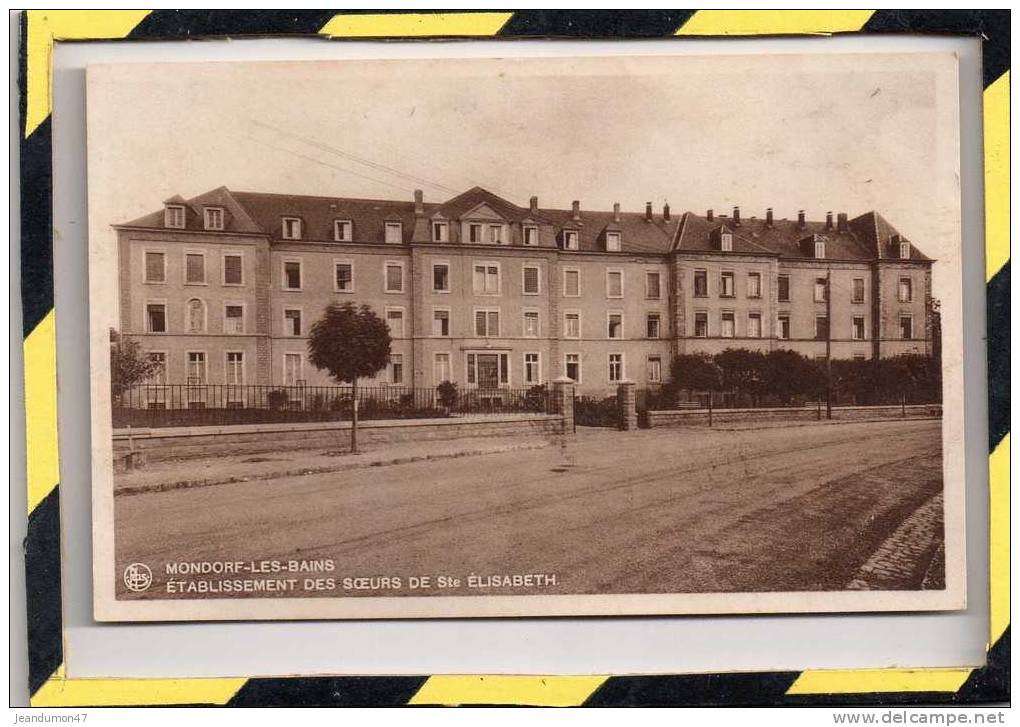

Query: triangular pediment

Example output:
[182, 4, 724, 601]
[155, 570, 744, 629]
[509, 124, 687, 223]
[459, 202, 507, 222]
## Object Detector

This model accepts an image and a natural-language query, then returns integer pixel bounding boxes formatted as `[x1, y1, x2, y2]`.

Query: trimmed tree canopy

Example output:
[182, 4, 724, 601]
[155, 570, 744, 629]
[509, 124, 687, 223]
[307, 303, 391, 384]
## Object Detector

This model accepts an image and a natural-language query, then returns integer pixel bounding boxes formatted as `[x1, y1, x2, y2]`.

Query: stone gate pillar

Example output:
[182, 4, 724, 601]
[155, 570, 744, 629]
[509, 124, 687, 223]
[617, 380, 637, 431]
[551, 376, 575, 434]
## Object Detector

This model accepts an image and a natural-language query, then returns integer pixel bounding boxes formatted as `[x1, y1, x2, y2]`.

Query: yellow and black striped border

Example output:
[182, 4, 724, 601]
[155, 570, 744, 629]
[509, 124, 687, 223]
[18, 10, 1009, 707]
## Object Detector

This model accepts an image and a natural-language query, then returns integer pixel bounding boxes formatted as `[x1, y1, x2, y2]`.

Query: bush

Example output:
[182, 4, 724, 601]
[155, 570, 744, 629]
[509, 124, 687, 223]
[267, 389, 290, 410]
[525, 384, 549, 412]
[574, 396, 619, 427]
[436, 380, 459, 408]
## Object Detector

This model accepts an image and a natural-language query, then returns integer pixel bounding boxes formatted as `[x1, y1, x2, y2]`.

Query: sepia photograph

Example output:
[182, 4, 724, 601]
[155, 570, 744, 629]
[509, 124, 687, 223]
[87, 51, 966, 621]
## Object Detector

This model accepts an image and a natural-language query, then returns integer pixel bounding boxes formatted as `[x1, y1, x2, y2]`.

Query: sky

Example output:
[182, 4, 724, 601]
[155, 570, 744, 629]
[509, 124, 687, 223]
[86, 51, 961, 302]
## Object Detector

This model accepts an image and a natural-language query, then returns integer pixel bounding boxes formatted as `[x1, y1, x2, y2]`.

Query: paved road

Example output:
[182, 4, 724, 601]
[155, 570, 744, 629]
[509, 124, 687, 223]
[115, 419, 944, 598]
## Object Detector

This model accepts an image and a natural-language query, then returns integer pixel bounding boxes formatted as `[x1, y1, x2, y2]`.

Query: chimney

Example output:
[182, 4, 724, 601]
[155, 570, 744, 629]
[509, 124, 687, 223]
[413, 189, 424, 215]
[766, 207, 773, 227]
[613, 202, 620, 222]
[529, 196, 538, 215]
[663, 202, 671, 222]
[645, 202, 653, 222]
[732, 206, 741, 226]
[797, 210, 806, 228]
[706, 208, 714, 222]
[825, 211, 833, 230]
[571, 200, 581, 221]
[837, 212, 848, 233]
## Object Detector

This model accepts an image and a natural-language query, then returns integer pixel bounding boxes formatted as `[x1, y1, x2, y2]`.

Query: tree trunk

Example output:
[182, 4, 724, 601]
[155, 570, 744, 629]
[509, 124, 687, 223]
[350, 377, 359, 454]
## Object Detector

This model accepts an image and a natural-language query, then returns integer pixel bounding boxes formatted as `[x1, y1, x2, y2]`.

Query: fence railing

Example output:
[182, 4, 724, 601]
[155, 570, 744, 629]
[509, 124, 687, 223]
[113, 384, 552, 428]
[637, 386, 940, 412]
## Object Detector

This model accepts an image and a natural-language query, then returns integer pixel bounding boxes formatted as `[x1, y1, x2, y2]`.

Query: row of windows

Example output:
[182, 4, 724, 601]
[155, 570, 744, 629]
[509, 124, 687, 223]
[690, 312, 915, 340]
[693, 272, 914, 304]
[145, 300, 245, 334]
[144, 250, 244, 286]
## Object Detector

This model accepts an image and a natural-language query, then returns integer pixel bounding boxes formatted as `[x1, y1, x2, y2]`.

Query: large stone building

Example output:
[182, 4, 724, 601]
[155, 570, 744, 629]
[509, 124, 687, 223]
[116, 186, 934, 395]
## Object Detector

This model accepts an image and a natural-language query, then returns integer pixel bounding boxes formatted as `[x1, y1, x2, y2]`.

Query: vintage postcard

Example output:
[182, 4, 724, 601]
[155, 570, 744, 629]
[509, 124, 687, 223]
[87, 51, 966, 621]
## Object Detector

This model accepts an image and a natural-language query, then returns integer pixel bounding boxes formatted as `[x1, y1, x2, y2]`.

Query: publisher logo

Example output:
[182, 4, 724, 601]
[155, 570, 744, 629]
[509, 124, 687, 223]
[124, 563, 153, 592]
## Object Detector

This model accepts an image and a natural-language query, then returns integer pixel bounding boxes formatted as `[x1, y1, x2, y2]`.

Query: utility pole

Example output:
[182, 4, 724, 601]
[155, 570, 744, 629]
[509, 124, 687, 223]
[825, 268, 833, 419]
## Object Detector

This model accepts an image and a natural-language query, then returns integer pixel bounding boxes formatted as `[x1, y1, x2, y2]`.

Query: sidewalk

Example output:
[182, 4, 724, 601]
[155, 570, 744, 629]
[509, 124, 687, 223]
[115, 434, 560, 496]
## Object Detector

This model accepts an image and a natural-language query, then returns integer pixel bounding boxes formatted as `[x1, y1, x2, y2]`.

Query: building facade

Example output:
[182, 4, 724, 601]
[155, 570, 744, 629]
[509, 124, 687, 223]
[116, 186, 934, 396]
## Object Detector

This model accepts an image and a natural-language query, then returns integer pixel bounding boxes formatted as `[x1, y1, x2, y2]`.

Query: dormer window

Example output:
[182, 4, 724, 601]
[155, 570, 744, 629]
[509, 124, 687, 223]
[432, 221, 449, 242]
[282, 217, 302, 240]
[720, 233, 733, 252]
[606, 232, 621, 252]
[334, 219, 352, 242]
[523, 225, 539, 246]
[468, 223, 483, 243]
[385, 222, 403, 244]
[563, 230, 579, 251]
[899, 242, 910, 259]
[203, 207, 224, 231]
[164, 205, 185, 229]
[488, 224, 503, 244]
[814, 240, 826, 259]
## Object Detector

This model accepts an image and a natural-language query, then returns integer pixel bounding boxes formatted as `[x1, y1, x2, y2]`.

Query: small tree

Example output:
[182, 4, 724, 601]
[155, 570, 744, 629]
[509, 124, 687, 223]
[307, 303, 391, 453]
[762, 349, 824, 404]
[670, 353, 722, 394]
[715, 348, 767, 405]
[109, 329, 160, 406]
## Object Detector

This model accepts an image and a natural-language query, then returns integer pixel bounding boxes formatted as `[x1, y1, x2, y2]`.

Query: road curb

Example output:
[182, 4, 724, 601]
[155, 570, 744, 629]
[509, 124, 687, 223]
[115, 440, 556, 498]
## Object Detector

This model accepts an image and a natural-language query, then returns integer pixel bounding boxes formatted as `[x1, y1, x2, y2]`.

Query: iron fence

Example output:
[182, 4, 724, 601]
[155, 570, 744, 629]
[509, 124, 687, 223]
[637, 387, 940, 412]
[113, 383, 552, 428]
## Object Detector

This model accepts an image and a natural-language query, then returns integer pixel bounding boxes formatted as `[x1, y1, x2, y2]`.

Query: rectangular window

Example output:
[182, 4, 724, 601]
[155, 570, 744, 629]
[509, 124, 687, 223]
[524, 353, 541, 385]
[814, 241, 826, 259]
[778, 275, 790, 302]
[386, 308, 405, 337]
[283, 260, 302, 290]
[747, 312, 762, 338]
[720, 312, 735, 338]
[144, 251, 166, 283]
[225, 352, 244, 385]
[187, 352, 207, 384]
[224, 305, 244, 334]
[434, 353, 451, 384]
[852, 278, 865, 303]
[900, 242, 911, 260]
[694, 311, 708, 338]
[432, 263, 450, 292]
[900, 315, 913, 339]
[432, 221, 448, 242]
[814, 278, 827, 302]
[385, 262, 404, 293]
[778, 314, 791, 340]
[282, 217, 301, 240]
[523, 310, 540, 337]
[720, 233, 733, 252]
[647, 355, 662, 384]
[185, 253, 206, 284]
[852, 316, 866, 340]
[284, 309, 302, 336]
[607, 313, 623, 339]
[606, 232, 621, 251]
[334, 219, 352, 242]
[334, 262, 354, 292]
[898, 277, 913, 302]
[646, 313, 661, 339]
[522, 265, 540, 295]
[720, 272, 735, 298]
[474, 310, 500, 337]
[564, 312, 580, 339]
[606, 270, 623, 298]
[815, 316, 829, 340]
[466, 352, 509, 387]
[645, 272, 661, 299]
[283, 353, 302, 386]
[693, 270, 708, 297]
[203, 208, 223, 230]
[473, 264, 500, 295]
[146, 352, 167, 385]
[164, 205, 184, 229]
[608, 353, 624, 382]
[747, 272, 762, 298]
[523, 226, 539, 247]
[385, 222, 403, 244]
[223, 254, 243, 285]
[432, 309, 450, 337]
[146, 303, 167, 333]
[563, 268, 581, 297]
[563, 230, 579, 250]
[565, 353, 581, 383]
[390, 354, 404, 384]
[488, 224, 503, 244]
[467, 223, 483, 243]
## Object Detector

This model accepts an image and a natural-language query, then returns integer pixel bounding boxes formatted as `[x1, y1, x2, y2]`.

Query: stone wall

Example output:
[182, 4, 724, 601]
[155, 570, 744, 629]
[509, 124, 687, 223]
[644, 404, 942, 428]
[114, 413, 566, 462]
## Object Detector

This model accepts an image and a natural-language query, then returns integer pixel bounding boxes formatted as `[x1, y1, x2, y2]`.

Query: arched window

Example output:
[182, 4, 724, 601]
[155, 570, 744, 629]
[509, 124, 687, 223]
[187, 299, 206, 333]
